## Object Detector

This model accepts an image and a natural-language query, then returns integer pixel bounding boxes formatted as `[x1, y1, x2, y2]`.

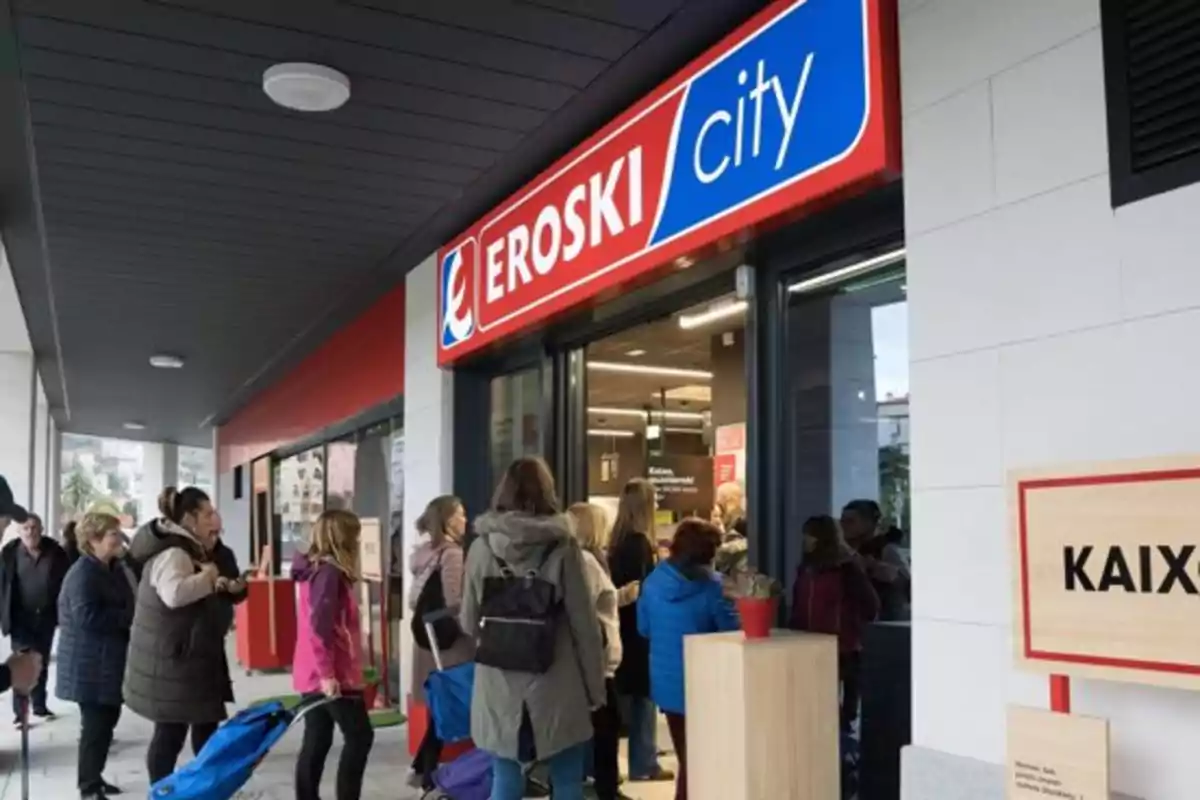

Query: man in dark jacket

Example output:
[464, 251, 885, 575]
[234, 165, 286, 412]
[0, 475, 40, 701]
[1, 510, 70, 724]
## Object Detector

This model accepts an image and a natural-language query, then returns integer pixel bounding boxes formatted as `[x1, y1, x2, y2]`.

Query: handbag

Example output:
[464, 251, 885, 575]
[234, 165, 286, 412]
[412, 551, 462, 652]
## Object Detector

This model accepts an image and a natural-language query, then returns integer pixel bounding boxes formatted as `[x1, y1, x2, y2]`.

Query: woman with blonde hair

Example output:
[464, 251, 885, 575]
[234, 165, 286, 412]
[407, 494, 473, 788]
[608, 477, 671, 783]
[291, 509, 375, 800]
[567, 503, 627, 800]
[56, 512, 135, 799]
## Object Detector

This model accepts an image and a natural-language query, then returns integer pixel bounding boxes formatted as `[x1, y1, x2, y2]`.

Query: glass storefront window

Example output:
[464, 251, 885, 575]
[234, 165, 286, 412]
[782, 248, 910, 618]
[489, 367, 543, 483]
[275, 445, 325, 569]
[177, 445, 214, 497]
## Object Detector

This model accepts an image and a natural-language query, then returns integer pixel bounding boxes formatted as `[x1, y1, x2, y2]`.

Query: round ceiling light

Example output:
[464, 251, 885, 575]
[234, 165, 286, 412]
[263, 63, 351, 112]
[123, 421, 146, 431]
[149, 353, 185, 369]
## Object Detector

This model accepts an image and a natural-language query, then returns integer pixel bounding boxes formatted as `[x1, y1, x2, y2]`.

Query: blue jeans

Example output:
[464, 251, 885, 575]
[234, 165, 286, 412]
[620, 694, 661, 778]
[491, 741, 587, 800]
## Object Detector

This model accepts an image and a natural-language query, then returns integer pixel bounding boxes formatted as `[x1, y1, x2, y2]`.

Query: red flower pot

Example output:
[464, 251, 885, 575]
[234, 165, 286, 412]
[736, 596, 778, 639]
[362, 682, 378, 709]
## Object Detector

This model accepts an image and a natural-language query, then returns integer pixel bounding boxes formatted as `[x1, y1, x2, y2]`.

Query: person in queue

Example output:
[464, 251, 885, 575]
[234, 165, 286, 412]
[63, 520, 82, 566]
[56, 512, 136, 799]
[124, 486, 240, 783]
[210, 510, 249, 635]
[0, 476, 43, 703]
[1, 509, 70, 726]
[637, 519, 740, 800]
[841, 499, 910, 621]
[461, 457, 605, 800]
[407, 494, 473, 789]
[607, 478, 672, 784]
[790, 514, 880, 733]
[567, 502, 627, 800]
[292, 509, 375, 800]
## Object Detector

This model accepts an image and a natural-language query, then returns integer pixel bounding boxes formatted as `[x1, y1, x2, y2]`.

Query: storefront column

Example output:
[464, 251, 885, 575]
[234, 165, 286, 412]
[400, 251, 455, 693]
[0, 245, 37, 539]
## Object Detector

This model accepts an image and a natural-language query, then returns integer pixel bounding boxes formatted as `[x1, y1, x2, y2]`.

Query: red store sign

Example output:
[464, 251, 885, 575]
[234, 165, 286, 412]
[437, 0, 900, 365]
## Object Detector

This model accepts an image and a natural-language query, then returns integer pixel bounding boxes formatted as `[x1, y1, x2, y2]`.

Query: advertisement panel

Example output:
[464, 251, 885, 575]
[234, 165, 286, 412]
[437, 0, 899, 365]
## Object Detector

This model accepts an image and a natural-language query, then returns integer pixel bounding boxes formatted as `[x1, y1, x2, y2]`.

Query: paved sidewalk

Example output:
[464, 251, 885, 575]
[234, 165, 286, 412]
[0, 649, 678, 800]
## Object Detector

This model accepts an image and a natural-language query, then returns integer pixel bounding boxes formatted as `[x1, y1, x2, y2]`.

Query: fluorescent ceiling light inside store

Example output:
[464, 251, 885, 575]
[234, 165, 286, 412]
[678, 301, 748, 330]
[588, 361, 713, 380]
[588, 429, 637, 438]
[588, 406, 705, 421]
[787, 247, 907, 295]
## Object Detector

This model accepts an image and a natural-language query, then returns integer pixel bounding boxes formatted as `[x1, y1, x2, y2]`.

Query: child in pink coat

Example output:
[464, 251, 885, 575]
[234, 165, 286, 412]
[292, 510, 374, 800]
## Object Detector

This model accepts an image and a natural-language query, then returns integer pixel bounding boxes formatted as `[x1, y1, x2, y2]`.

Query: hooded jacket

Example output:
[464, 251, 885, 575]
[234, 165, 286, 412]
[123, 519, 229, 724]
[291, 552, 362, 694]
[637, 560, 740, 715]
[408, 538, 473, 704]
[461, 511, 606, 761]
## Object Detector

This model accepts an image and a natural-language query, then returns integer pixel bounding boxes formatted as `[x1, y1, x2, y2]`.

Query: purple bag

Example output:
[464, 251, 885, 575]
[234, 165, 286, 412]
[430, 747, 493, 800]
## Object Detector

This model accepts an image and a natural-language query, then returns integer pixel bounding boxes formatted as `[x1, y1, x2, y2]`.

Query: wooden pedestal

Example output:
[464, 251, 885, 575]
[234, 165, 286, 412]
[235, 578, 297, 672]
[685, 631, 839, 800]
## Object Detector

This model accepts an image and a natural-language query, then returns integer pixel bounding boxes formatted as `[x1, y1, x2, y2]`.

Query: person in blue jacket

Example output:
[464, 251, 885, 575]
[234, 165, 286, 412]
[637, 519, 739, 800]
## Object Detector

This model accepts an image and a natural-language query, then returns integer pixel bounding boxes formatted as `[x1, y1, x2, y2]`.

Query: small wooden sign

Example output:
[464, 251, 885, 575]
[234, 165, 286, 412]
[1007, 706, 1109, 800]
[1011, 454, 1200, 689]
[358, 517, 384, 583]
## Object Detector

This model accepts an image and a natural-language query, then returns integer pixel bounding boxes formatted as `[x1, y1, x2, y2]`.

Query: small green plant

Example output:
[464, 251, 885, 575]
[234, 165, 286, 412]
[362, 665, 379, 685]
[727, 566, 781, 599]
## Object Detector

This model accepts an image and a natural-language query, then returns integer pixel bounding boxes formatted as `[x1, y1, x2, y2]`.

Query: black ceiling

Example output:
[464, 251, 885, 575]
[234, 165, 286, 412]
[0, 0, 766, 446]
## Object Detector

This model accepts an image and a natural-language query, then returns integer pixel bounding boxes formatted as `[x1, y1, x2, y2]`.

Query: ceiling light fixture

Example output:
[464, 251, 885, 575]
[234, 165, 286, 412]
[626, 349, 647, 357]
[588, 406, 705, 421]
[587, 361, 713, 380]
[263, 63, 351, 112]
[678, 300, 748, 330]
[123, 422, 146, 431]
[587, 429, 637, 438]
[787, 247, 907, 295]
[149, 354, 185, 369]
[664, 427, 705, 435]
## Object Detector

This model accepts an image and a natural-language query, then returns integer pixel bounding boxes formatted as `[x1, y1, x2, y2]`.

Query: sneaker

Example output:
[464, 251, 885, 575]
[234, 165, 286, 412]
[101, 780, 122, 795]
[33, 707, 56, 720]
[629, 768, 675, 782]
[405, 769, 423, 789]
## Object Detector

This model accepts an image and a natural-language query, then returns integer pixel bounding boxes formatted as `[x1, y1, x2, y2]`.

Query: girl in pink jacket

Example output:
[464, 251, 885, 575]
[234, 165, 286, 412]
[292, 510, 374, 800]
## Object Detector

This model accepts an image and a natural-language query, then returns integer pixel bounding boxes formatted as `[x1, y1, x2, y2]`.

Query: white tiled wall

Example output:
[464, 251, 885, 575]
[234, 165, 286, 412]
[399, 252, 455, 699]
[903, 1, 1200, 797]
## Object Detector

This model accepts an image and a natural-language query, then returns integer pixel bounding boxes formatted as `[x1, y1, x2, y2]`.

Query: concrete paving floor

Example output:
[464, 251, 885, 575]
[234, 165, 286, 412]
[0, 645, 679, 800]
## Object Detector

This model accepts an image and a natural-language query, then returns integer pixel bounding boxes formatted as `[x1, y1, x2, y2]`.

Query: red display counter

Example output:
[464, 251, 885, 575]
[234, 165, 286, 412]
[235, 578, 297, 672]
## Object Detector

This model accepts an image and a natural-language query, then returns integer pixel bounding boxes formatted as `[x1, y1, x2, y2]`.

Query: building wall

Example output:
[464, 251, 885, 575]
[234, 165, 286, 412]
[399, 252, 455, 698]
[902, 1, 1200, 798]
[215, 285, 406, 473]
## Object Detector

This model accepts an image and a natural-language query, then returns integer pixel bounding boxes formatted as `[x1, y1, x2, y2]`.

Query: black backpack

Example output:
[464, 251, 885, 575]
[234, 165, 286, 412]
[411, 553, 462, 652]
[474, 540, 561, 674]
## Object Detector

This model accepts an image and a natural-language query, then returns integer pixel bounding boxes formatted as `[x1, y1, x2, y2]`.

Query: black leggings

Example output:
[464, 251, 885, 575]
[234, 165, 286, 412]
[295, 694, 375, 800]
[590, 678, 622, 800]
[147, 721, 219, 784]
[413, 723, 444, 788]
[78, 703, 121, 793]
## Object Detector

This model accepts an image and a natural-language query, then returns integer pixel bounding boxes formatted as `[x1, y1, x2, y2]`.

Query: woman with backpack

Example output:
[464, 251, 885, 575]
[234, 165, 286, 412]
[407, 494, 472, 788]
[607, 478, 672, 785]
[789, 515, 880, 732]
[461, 457, 606, 800]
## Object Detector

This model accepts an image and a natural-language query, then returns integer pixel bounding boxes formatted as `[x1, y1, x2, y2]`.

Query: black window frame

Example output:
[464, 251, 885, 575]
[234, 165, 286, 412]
[1101, 0, 1200, 207]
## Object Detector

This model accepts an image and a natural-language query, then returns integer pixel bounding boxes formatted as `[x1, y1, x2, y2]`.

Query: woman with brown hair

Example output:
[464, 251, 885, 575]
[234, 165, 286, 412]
[407, 494, 472, 788]
[607, 478, 672, 783]
[461, 457, 605, 800]
[56, 512, 134, 799]
[637, 519, 739, 800]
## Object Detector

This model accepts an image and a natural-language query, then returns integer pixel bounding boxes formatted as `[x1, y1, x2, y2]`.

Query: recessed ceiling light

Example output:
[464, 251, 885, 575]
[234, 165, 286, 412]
[587, 361, 712, 380]
[149, 354, 185, 369]
[263, 63, 351, 112]
[123, 422, 146, 431]
[626, 349, 647, 357]
[588, 429, 637, 438]
[588, 406, 705, 421]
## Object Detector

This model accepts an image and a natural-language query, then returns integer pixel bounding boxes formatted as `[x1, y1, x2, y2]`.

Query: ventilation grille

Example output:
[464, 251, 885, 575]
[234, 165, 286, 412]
[1123, 1, 1200, 172]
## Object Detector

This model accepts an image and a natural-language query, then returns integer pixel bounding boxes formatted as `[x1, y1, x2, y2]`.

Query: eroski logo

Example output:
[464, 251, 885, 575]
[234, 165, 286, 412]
[441, 246, 474, 348]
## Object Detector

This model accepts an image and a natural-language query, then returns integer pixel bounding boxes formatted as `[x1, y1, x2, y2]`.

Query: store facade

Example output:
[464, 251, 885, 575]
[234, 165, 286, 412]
[430, 0, 905, 588]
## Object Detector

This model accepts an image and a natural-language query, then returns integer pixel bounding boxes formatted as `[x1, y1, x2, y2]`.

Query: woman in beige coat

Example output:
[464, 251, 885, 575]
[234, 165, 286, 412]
[406, 495, 474, 788]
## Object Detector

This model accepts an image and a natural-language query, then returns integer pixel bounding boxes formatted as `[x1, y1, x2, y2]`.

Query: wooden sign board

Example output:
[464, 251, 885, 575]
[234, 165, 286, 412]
[1011, 454, 1200, 689]
[358, 517, 384, 583]
[1007, 706, 1109, 800]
